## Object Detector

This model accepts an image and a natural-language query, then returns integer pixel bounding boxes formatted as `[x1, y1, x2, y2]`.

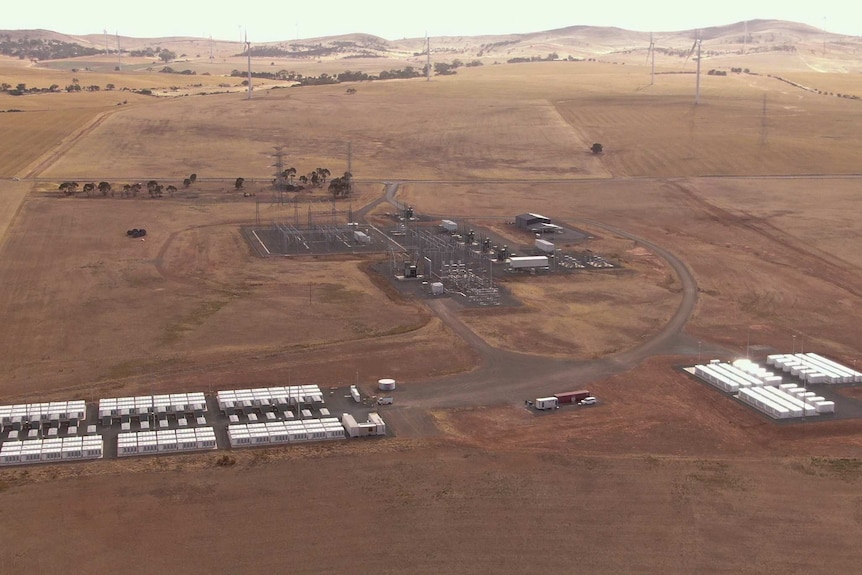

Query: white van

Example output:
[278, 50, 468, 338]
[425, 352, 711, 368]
[377, 397, 393, 405]
[579, 397, 597, 405]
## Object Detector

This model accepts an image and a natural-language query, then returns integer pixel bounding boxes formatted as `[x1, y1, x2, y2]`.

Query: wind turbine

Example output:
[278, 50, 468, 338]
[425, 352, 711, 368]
[116, 31, 121, 69]
[646, 32, 656, 85]
[685, 29, 702, 105]
[245, 30, 252, 100]
[426, 33, 431, 81]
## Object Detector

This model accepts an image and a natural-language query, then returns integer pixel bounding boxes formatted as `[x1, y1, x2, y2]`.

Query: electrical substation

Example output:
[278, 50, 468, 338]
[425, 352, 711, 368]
[244, 196, 396, 256]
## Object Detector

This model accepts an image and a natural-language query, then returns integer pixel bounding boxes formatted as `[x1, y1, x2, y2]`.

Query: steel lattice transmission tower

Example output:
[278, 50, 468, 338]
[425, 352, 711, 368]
[271, 146, 287, 205]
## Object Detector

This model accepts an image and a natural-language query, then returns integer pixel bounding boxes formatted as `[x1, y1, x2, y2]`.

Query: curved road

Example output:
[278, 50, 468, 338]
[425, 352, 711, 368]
[371, 182, 705, 409]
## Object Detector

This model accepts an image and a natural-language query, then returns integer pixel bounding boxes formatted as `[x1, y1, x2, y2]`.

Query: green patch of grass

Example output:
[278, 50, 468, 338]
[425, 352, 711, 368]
[105, 360, 140, 380]
[315, 283, 364, 304]
[160, 297, 231, 345]
[686, 461, 745, 490]
[808, 457, 862, 481]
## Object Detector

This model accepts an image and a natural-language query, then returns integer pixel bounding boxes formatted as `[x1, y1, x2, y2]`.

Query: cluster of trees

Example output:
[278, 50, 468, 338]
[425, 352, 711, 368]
[327, 172, 352, 199]
[273, 167, 351, 199]
[0, 36, 101, 60]
[293, 68, 424, 86]
[285, 60, 475, 88]
[230, 69, 298, 81]
[476, 39, 518, 57]
[159, 67, 196, 75]
[158, 49, 177, 63]
[241, 40, 386, 59]
[0, 82, 106, 95]
[707, 69, 728, 76]
[276, 167, 332, 189]
[729, 67, 751, 74]
[59, 178, 186, 198]
[507, 53, 559, 64]
[228, 61, 475, 87]
[747, 44, 797, 54]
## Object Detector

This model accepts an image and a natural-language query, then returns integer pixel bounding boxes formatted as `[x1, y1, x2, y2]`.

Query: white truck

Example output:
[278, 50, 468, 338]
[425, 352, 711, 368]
[535, 397, 559, 410]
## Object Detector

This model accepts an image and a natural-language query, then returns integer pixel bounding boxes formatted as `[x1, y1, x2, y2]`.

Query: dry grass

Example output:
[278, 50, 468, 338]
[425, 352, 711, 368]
[0, 107, 114, 176]
[0, 191, 431, 400]
[555, 74, 862, 176]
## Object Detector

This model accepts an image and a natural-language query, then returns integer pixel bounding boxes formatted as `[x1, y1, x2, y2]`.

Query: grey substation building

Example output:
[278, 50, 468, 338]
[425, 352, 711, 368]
[515, 213, 562, 234]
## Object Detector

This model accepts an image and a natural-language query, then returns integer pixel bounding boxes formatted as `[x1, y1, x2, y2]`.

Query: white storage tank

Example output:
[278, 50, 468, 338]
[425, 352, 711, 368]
[378, 378, 397, 392]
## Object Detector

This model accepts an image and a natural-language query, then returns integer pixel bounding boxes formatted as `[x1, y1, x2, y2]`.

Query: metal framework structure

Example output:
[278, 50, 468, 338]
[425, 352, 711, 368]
[398, 226, 500, 305]
[269, 198, 358, 250]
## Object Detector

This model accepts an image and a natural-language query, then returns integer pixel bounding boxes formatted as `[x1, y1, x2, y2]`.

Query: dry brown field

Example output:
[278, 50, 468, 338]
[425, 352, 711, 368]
[3, 49, 862, 572]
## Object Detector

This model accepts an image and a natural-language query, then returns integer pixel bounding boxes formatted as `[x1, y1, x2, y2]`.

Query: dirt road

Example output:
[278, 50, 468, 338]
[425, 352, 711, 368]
[370, 183, 708, 411]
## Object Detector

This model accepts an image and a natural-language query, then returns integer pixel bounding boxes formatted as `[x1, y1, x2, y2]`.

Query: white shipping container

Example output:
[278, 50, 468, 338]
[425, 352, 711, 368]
[535, 239, 555, 254]
[535, 397, 558, 411]
[815, 401, 835, 414]
[509, 256, 549, 270]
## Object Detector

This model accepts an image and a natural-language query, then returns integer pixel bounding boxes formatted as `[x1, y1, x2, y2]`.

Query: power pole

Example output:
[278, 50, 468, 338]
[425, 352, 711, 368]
[347, 142, 353, 196]
[694, 34, 702, 106]
[273, 145, 286, 204]
[760, 93, 768, 145]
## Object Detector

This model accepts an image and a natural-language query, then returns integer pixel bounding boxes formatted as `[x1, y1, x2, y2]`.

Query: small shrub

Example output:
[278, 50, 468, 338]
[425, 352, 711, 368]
[215, 454, 236, 467]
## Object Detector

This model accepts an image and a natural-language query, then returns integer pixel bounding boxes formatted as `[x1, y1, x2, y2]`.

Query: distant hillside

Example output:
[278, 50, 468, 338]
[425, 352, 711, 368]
[0, 20, 857, 64]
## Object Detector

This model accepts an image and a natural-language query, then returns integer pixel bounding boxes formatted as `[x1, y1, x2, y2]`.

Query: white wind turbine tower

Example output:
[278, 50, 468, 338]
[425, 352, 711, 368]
[646, 32, 656, 85]
[245, 30, 252, 100]
[686, 29, 703, 105]
[425, 33, 431, 81]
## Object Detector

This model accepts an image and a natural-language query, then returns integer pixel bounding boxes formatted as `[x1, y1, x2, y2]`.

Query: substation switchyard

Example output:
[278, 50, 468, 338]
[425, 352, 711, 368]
[390, 219, 503, 306]
[242, 192, 619, 309]
[245, 196, 395, 257]
[384, 207, 617, 306]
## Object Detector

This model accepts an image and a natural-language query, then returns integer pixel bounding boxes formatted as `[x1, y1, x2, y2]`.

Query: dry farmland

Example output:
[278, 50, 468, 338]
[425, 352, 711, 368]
[2, 43, 862, 573]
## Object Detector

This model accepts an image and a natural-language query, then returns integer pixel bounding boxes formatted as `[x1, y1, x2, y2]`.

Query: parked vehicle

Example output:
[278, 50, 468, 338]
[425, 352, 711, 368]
[377, 397, 393, 405]
[579, 397, 597, 406]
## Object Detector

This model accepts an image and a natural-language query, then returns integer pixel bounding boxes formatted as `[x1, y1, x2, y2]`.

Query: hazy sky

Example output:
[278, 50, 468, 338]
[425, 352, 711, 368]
[6, 0, 862, 41]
